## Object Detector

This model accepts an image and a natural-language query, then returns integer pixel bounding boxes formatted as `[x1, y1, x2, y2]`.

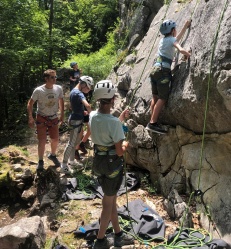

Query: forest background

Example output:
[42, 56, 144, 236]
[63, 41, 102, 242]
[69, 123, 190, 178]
[0, 0, 126, 147]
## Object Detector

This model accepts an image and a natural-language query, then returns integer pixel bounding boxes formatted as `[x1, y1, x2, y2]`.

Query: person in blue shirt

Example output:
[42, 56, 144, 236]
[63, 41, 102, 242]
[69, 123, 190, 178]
[69, 62, 82, 91]
[146, 19, 191, 134]
[60, 76, 93, 174]
[89, 80, 134, 249]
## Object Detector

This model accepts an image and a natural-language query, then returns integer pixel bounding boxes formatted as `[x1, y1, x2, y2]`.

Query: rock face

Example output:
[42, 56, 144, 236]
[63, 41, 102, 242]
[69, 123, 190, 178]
[118, 0, 164, 50]
[110, 0, 231, 245]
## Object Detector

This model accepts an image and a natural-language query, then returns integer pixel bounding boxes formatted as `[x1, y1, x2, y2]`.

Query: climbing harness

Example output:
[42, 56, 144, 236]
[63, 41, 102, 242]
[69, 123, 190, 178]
[176, 0, 229, 245]
[127, 0, 172, 108]
[36, 114, 59, 127]
[93, 144, 116, 156]
[117, 0, 230, 247]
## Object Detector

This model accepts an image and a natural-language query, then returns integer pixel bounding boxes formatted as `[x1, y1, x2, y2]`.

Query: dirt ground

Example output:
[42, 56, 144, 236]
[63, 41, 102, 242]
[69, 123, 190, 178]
[0, 130, 189, 249]
[0, 84, 199, 249]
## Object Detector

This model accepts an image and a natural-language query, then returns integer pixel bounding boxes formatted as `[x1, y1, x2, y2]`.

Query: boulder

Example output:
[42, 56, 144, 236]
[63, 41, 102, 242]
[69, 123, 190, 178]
[0, 216, 46, 249]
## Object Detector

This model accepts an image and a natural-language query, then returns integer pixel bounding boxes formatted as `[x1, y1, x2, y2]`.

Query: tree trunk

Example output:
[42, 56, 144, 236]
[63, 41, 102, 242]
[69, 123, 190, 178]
[48, 0, 54, 68]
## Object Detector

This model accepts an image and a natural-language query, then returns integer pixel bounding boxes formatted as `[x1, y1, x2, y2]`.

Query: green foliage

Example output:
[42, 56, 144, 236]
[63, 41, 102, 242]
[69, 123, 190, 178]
[0, 0, 120, 146]
[64, 29, 118, 82]
[140, 173, 157, 195]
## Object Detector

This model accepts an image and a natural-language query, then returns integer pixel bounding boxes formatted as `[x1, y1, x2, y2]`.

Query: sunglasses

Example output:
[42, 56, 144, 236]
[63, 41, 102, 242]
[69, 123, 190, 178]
[50, 76, 57, 79]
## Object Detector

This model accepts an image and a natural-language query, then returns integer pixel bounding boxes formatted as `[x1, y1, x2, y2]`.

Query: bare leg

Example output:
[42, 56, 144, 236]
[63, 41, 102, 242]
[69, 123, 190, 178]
[38, 138, 46, 160]
[110, 196, 120, 234]
[97, 195, 120, 239]
[150, 95, 158, 116]
[150, 99, 166, 123]
[50, 138, 59, 155]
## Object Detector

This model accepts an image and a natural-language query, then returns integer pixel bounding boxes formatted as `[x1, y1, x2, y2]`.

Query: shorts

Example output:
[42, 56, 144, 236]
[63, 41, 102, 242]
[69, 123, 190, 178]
[92, 155, 124, 196]
[36, 114, 59, 140]
[150, 66, 172, 100]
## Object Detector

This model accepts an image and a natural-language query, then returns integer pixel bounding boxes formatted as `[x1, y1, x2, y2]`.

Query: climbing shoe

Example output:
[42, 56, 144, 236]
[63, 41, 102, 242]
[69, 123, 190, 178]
[48, 153, 61, 167]
[92, 237, 114, 249]
[79, 141, 87, 154]
[145, 123, 167, 135]
[114, 232, 134, 247]
[37, 160, 44, 171]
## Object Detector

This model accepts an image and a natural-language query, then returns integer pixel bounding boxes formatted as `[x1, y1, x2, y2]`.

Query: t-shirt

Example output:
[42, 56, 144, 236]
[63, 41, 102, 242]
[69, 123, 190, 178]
[69, 88, 86, 121]
[69, 69, 80, 81]
[89, 111, 125, 147]
[31, 84, 63, 118]
[155, 36, 177, 69]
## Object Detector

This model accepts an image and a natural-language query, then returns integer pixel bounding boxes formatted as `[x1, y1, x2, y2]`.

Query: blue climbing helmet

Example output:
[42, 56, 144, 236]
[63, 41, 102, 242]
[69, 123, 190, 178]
[70, 62, 77, 68]
[160, 20, 176, 35]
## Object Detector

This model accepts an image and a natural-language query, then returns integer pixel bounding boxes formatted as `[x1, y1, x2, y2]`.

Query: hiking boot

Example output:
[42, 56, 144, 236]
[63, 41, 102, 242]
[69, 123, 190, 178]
[79, 141, 88, 154]
[60, 165, 73, 174]
[145, 123, 167, 135]
[92, 237, 114, 249]
[47, 153, 61, 167]
[68, 160, 84, 170]
[114, 232, 134, 247]
[37, 160, 44, 171]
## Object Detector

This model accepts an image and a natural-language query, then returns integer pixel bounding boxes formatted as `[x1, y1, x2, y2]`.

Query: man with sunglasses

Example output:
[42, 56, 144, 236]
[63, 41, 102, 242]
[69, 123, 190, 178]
[27, 69, 64, 171]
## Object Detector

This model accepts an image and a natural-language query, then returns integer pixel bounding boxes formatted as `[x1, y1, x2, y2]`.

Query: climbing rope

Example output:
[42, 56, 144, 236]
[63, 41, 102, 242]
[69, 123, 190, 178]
[121, 0, 229, 247]
[197, 0, 229, 191]
[168, 0, 229, 244]
[128, 0, 173, 108]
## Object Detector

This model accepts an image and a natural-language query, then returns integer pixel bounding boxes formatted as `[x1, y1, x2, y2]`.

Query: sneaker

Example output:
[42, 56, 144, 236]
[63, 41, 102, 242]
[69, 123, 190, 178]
[37, 160, 44, 171]
[60, 165, 73, 174]
[114, 232, 134, 247]
[145, 123, 167, 135]
[68, 160, 84, 170]
[93, 237, 114, 249]
[79, 141, 88, 154]
[75, 150, 83, 161]
[48, 153, 61, 167]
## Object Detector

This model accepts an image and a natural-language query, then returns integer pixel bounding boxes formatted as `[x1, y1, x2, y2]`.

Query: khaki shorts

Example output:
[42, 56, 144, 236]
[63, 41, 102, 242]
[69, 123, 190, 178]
[92, 155, 124, 196]
[150, 66, 172, 100]
[36, 114, 59, 140]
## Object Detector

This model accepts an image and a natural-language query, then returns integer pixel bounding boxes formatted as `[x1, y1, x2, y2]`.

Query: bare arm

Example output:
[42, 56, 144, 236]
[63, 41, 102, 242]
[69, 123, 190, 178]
[27, 98, 35, 128]
[115, 140, 129, 157]
[176, 19, 191, 42]
[174, 42, 191, 59]
[119, 109, 130, 122]
[59, 98, 64, 123]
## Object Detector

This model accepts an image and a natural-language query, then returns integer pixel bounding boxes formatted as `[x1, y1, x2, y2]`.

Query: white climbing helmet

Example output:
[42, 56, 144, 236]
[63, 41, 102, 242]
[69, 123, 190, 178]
[80, 76, 94, 89]
[94, 80, 116, 100]
[160, 20, 176, 35]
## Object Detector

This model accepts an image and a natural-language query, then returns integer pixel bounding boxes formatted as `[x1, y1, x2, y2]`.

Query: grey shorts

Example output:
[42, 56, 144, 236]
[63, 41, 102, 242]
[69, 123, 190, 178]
[92, 155, 124, 196]
[150, 66, 172, 100]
